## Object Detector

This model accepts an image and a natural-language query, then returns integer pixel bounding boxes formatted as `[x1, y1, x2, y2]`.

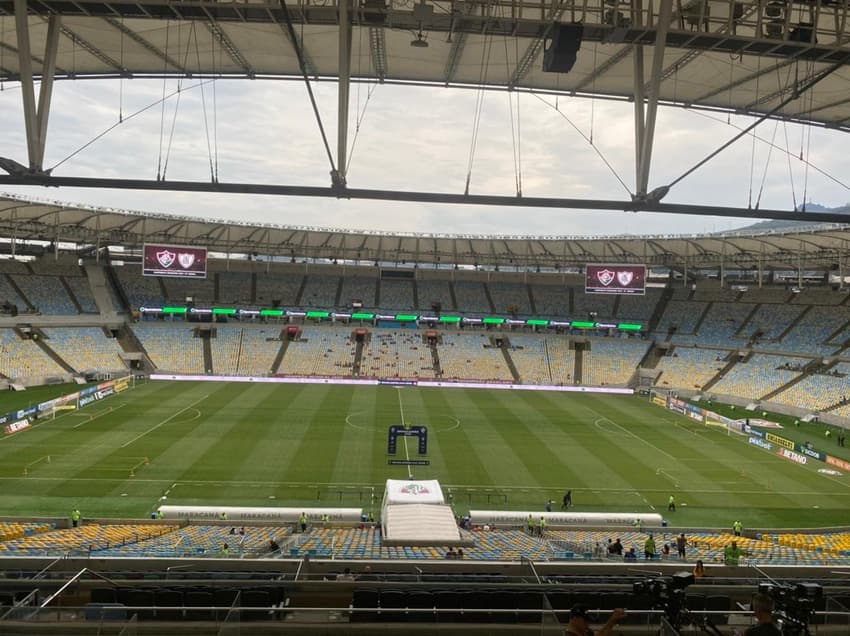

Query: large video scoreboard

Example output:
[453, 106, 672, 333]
[585, 264, 646, 295]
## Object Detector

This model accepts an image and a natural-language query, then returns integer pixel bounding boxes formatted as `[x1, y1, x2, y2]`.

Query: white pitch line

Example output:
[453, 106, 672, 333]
[396, 388, 413, 478]
[121, 394, 209, 448]
[73, 403, 127, 429]
[596, 416, 677, 461]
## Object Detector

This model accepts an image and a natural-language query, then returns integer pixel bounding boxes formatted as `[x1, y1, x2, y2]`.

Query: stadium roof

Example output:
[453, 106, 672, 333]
[2, 193, 848, 270]
[0, 0, 849, 215]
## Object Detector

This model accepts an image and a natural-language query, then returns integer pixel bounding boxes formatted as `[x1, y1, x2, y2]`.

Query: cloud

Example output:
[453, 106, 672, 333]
[0, 77, 847, 239]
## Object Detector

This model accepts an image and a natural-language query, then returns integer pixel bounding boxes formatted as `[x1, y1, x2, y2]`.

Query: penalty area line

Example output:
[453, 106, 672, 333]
[121, 394, 210, 448]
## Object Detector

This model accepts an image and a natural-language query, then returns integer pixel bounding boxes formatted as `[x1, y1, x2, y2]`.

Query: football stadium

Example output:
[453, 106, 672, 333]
[2, 0, 850, 633]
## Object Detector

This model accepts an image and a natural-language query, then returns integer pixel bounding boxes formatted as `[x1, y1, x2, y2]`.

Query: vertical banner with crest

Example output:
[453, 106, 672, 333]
[585, 264, 646, 295]
[143, 244, 208, 278]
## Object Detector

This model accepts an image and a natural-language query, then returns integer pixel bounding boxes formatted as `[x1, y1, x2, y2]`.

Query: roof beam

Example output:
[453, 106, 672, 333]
[368, 25, 386, 81]
[507, 0, 569, 89]
[205, 19, 253, 76]
[102, 16, 186, 74]
[58, 21, 126, 73]
[3, 174, 850, 225]
[265, 6, 316, 77]
[443, 1, 479, 85]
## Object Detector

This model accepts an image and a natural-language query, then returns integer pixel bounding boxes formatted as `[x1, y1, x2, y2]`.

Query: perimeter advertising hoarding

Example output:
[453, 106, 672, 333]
[143, 244, 207, 279]
[585, 264, 646, 295]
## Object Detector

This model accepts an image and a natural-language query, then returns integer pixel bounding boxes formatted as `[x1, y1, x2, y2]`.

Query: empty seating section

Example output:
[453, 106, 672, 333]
[300, 275, 339, 309]
[210, 326, 242, 375]
[690, 302, 755, 345]
[44, 327, 127, 373]
[582, 339, 649, 386]
[13, 275, 76, 314]
[0, 275, 26, 308]
[489, 282, 530, 315]
[416, 279, 453, 310]
[64, 276, 98, 312]
[134, 325, 204, 374]
[766, 306, 849, 355]
[655, 347, 725, 390]
[0, 258, 30, 274]
[692, 284, 739, 302]
[739, 287, 789, 303]
[711, 354, 805, 399]
[617, 290, 661, 322]
[439, 334, 512, 382]
[218, 272, 253, 305]
[360, 329, 435, 379]
[655, 301, 706, 335]
[829, 322, 850, 346]
[379, 279, 414, 310]
[0, 524, 174, 556]
[530, 284, 569, 317]
[340, 277, 377, 309]
[743, 304, 806, 340]
[29, 256, 83, 276]
[98, 525, 288, 557]
[453, 281, 491, 313]
[115, 267, 164, 308]
[0, 521, 53, 542]
[162, 276, 215, 304]
[507, 335, 551, 385]
[572, 292, 615, 321]
[771, 362, 850, 412]
[546, 339, 576, 385]
[237, 328, 280, 376]
[791, 287, 848, 305]
[296, 527, 547, 561]
[0, 329, 65, 379]
[255, 272, 302, 307]
[278, 328, 355, 376]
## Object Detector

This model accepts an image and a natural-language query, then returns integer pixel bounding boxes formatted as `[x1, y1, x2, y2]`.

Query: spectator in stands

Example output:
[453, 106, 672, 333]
[593, 542, 605, 560]
[268, 539, 280, 553]
[610, 538, 623, 556]
[71, 508, 81, 528]
[299, 512, 308, 533]
[445, 547, 457, 559]
[733, 520, 743, 536]
[676, 533, 687, 559]
[624, 548, 637, 561]
[644, 534, 656, 560]
[661, 543, 670, 559]
[221, 543, 229, 556]
[744, 593, 781, 636]
[219, 512, 228, 521]
[337, 567, 355, 581]
[456, 548, 464, 559]
[693, 559, 706, 578]
[724, 541, 746, 566]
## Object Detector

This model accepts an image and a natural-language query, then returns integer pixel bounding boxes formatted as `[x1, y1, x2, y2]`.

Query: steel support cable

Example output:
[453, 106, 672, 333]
[278, 0, 337, 176]
[689, 108, 849, 193]
[156, 21, 171, 180]
[530, 92, 632, 196]
[119, 17, 124, 122]
[49, 79, 218, 172]
[775, 62, 798, 210]
[346, 21, 376, 174]
[503, 25, 520, 196]
[193, 22, 216, 183]
[465, 26, 493, 196]
[666, 61, 846, 191]
[754, 120, 780, 210]
[801, 62, 816, 210]
[162, 22, 198, 180]
[747, 56, 760, 208]
[212, 31, 221, 182]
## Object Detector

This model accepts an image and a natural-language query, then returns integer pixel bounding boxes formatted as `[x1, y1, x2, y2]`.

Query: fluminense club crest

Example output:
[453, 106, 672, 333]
[617, 270, 634, 286]
[178, 252, 196, 269]
[156, 250, 176, 268]
[596, 269, 615, 286]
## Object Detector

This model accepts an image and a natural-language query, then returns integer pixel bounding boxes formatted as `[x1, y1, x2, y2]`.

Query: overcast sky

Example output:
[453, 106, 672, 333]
[0, 76, 848, 238]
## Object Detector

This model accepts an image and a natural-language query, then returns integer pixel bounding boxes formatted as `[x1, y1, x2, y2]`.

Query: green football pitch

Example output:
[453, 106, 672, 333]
[1, 380, 848, 529]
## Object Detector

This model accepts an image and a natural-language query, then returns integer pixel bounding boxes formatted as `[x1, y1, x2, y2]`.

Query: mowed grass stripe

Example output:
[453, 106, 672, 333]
[330, 385, 381, 486]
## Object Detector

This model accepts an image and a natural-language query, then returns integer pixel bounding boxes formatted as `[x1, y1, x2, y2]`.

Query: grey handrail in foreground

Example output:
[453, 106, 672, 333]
[39, 567, 120, 609]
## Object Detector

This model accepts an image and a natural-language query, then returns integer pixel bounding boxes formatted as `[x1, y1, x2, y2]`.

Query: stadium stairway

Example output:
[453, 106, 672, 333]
[701, 351, 741, 392]
[759, 358, 826, 402]
[775, 305, 813, 343]
[691, 301, 713, 334]
[28, 330, 76, 373]
[733, 304, 762, 337]
[102, 265, 132, 313]
[270, 332, 290, 374]
[59, 277, 85, 313]
[4, 273, 34, 311]
[646, 286, 674, 333]
[496, 339, 521, 383]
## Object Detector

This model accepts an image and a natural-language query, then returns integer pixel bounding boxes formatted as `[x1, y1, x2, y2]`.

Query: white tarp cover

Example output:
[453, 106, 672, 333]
[383, 503, 462, 545]
[383, 479, 444, 505]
